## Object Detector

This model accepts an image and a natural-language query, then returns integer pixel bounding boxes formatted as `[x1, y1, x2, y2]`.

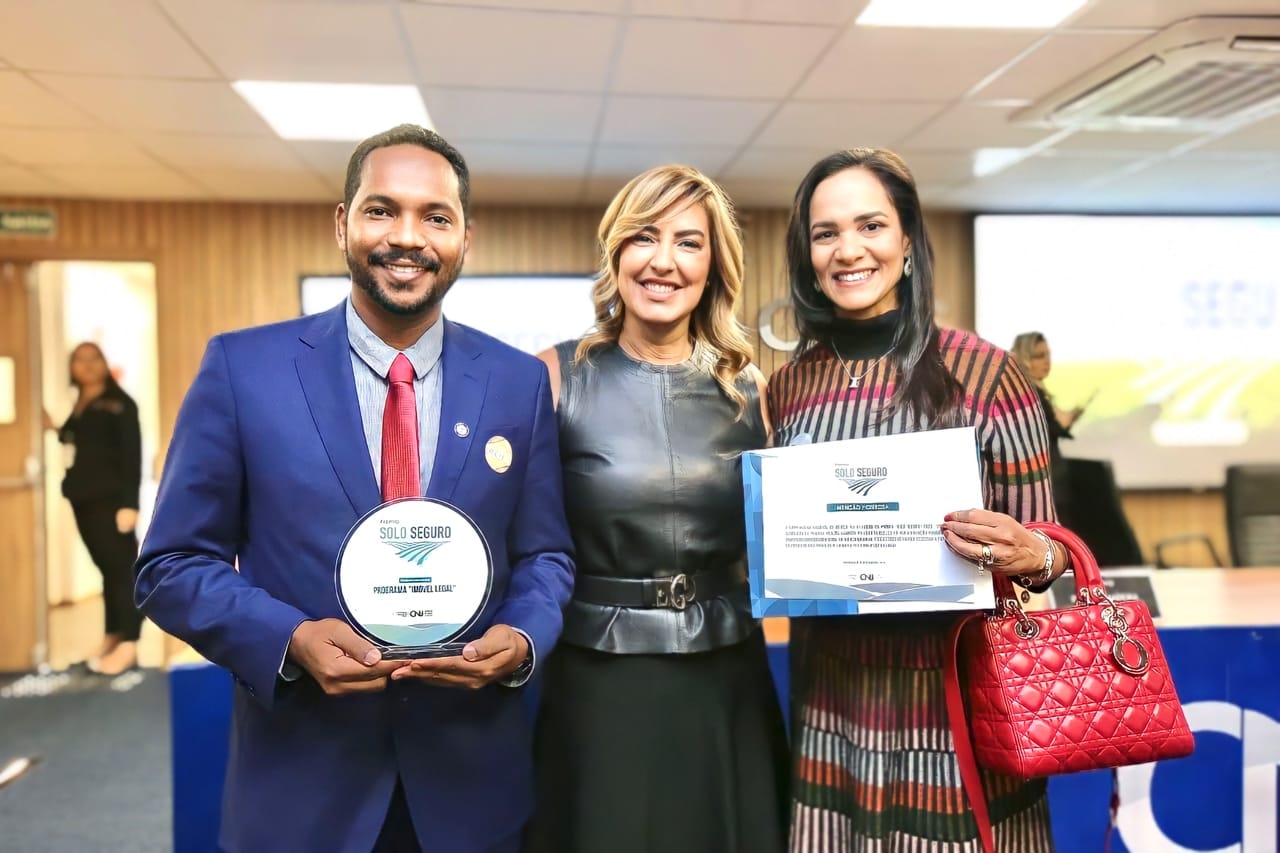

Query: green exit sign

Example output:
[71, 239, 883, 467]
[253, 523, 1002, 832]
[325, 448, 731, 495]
[0, 208, 56, 237]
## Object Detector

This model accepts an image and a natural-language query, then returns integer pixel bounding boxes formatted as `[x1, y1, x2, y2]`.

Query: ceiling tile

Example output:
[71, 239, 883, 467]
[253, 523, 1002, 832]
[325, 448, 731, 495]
[424, 90, 602, 143]
[289, 140, 359, 181]
[187, 168, 333, 201]
[974, 32, 1150, 101]
[138, 133, 313, 171]
[0, 0, 216, 77]
[589, 144, 740, 179]
[463, 142, 591, 177]
[613, 18, 835, 98]
[1067, 0, 1280, 29]
[598, 96, 774, 145]
[32, 75, 273, 134]
[1192, 111, 1280, 154]
[1085, 156, 1280, 212]
[940, 152, 1137, 210]
[754, 101, 944, 148]
[400, 5, 619, 91]
[632, 0, 867, 25]
[0, 164, 71, 195]
[1052, 128, 1207, 151]
[159, 0, 415, 83]
[796, 27, 1043, 101]
[888, 150, 982, 190]
[724, 146, 975, 194]
[721, 146, 834, 182]
[0, 72, 99, 129]
[899, 102, 1059, 150]
[412, 0, 625, 12]
[0, 129, 156, 167]
[38, 165, 211, 200]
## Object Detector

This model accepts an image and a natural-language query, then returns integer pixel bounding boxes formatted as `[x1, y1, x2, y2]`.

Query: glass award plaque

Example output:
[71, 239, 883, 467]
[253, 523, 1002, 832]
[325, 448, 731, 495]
[336, 497, 493, 659]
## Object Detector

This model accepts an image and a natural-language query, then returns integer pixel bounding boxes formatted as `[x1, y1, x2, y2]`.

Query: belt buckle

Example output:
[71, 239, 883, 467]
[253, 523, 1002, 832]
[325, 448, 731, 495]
[655, 573, 695, 610]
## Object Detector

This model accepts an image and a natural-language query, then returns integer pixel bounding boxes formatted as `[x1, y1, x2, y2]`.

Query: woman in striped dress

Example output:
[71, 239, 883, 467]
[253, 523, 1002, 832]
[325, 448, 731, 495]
[768, 149, 1072, 852]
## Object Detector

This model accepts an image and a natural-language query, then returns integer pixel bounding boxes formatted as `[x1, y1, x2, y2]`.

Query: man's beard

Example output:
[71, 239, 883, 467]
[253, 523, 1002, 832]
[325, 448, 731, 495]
[347, 248, 460, 317]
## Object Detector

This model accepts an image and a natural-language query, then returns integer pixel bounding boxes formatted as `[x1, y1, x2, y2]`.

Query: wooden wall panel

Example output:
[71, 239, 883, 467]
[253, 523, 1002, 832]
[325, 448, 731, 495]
[1123, 490, 1229, 568]
[0, 196, 1227, 569]
[0, 261, 38, 671]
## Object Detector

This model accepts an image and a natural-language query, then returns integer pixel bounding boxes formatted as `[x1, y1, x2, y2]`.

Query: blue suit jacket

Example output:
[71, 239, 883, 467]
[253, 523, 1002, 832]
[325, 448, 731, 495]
[136, 303, 575, 852]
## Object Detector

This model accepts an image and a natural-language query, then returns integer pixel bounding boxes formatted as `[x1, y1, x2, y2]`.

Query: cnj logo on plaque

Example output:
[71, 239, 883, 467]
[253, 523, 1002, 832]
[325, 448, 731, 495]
[336, 498, 493, 658]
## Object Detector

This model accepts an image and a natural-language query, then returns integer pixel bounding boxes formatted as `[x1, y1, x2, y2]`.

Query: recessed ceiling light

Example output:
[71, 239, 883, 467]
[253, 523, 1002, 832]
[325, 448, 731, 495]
[232, 81, 432, 142]
[857, 0, 1088, 29]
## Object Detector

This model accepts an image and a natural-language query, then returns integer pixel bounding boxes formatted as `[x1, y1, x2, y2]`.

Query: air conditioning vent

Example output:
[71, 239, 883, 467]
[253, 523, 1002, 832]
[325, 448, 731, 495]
[1015, 17, 1280, 132]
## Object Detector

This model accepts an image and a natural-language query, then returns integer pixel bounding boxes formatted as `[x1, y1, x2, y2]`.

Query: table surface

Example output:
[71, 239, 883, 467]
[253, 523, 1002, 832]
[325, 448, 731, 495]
[761, 567, 1280, 643]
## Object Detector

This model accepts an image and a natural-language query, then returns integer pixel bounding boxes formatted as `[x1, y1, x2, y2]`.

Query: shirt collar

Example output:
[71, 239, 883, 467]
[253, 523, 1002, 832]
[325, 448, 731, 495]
[346, 297, 444, 380]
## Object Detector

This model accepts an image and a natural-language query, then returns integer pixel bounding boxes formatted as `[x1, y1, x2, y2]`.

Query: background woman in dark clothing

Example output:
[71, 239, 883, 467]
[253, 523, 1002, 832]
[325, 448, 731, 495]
[1010, 331, 1084, 460]
[1011, 331, 1087, 522]
[525, 165, 788, 853]
[57, 342, 143, 675]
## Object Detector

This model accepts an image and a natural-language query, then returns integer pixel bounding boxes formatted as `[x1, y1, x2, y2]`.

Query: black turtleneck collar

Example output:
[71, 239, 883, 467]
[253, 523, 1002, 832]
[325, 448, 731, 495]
[826, 309, 901, 360]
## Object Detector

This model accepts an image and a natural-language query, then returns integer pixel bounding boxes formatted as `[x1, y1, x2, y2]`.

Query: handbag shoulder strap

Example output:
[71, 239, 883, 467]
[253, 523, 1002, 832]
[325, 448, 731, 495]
[945, 612, 996, 853]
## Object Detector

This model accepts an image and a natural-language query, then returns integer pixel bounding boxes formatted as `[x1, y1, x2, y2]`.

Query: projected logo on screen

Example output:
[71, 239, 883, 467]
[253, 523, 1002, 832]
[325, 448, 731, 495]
[975, 215, 1280, 489]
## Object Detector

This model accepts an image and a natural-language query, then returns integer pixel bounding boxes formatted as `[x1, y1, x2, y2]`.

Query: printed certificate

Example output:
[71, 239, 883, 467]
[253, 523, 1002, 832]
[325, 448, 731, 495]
[743, 426, 994, 617]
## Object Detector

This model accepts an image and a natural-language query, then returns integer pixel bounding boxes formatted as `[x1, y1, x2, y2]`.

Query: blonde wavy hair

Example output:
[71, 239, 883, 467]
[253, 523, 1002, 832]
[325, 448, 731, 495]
[575, 164, 754, 415]
[1010, 331, 1049, 392]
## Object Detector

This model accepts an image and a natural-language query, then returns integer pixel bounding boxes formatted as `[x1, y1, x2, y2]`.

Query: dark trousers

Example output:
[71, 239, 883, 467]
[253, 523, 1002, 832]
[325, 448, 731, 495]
[373, 777, 521, 853]
[70, 500, 142, 641]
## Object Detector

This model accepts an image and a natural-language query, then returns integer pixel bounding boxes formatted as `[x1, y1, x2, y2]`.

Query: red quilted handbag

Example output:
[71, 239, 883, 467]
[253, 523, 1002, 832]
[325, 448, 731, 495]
[944, 521, 1194, 853]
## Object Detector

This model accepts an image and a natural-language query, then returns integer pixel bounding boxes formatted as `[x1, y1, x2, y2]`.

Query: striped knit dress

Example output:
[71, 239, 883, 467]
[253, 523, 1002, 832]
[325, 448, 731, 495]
[767, 319, 1057, 853]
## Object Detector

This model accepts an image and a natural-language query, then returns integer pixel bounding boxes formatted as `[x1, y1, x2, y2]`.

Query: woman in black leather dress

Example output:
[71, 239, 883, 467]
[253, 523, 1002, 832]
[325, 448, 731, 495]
[525, 165, 789, 853]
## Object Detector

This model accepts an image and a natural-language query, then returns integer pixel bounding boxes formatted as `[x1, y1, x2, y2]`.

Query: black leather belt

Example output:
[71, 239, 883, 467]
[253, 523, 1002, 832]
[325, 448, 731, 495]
[573, 562, 747, 611]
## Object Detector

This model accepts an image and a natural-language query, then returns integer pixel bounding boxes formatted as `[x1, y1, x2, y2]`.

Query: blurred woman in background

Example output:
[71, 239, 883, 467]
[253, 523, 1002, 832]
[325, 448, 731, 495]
[1012, 331, 1087, 523]
[1010, 331, 1084, 460]
[56, 342, 143, 675]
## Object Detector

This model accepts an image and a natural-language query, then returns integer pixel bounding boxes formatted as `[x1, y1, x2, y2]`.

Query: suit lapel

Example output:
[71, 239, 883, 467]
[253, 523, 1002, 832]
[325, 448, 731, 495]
[429, 320, 489, 502]
[295, 303, 381, 514]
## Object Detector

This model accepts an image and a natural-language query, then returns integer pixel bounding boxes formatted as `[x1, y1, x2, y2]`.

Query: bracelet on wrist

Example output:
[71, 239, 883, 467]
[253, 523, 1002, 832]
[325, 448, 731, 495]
[1014, 530, 1055, 588]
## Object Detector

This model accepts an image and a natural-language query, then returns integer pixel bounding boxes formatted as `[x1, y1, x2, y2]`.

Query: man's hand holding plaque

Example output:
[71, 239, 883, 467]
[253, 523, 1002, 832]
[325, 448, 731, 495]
[391, 623, 530, 688]
[287, 617, 403, 694]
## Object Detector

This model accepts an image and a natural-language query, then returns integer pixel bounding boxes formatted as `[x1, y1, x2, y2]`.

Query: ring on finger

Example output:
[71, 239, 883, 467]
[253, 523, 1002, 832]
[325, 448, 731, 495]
[980, 544, 994, 567]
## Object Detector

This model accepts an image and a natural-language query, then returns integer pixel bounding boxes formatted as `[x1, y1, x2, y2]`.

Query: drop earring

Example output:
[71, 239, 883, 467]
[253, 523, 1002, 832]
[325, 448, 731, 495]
[904, 255, 913, 276]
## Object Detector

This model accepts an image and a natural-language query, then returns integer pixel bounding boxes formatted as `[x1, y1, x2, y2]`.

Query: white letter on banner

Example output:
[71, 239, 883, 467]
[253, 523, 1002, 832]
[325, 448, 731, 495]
[1242, 710, 1280, 851]
[1115, 701, 1280, 853]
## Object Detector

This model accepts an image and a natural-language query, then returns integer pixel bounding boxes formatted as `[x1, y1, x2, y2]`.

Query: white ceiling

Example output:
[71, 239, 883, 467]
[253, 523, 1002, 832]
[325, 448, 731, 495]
[1, 0, 1279, 211]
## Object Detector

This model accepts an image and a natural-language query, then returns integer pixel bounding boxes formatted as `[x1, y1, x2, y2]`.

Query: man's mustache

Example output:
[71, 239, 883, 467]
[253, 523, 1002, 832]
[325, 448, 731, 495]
[368, 250, 442, 272]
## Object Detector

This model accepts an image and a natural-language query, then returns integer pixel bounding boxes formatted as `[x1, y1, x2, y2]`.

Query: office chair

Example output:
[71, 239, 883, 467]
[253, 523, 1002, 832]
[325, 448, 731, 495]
[1153, 533, 1224, 569]
[1057, 457, 1145, 567]
[1225, 464, 1280, 567]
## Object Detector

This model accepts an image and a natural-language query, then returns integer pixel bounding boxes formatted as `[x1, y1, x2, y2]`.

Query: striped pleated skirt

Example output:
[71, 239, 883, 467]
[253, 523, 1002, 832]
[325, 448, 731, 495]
[788, 613, 1054, 852]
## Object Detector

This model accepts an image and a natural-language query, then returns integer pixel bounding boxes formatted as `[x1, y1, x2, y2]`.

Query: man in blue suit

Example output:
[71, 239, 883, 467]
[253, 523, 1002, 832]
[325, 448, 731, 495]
[136, 125, 575, 852]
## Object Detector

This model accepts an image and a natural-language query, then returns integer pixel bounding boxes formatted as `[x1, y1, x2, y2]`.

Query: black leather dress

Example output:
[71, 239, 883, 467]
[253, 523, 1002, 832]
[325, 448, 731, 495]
[554, 339, 764, 654]
[527, 341, 788, 853]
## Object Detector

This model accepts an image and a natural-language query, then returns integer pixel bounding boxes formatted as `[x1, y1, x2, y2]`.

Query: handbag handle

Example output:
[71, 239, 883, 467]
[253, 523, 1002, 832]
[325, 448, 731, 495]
[946, 520, 1105, 853]
[988, 521, 1103, 602]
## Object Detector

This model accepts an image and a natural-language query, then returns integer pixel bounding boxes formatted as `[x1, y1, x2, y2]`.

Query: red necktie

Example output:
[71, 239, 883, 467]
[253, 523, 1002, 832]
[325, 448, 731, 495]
[381, 353, 421, 501]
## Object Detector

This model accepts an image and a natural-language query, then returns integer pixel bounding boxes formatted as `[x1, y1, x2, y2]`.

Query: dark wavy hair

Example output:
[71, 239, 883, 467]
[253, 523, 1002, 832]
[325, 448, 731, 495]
[343, 123, 470, 218]
[67, 341, 122, 393]
[785, 148, 962, 428]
